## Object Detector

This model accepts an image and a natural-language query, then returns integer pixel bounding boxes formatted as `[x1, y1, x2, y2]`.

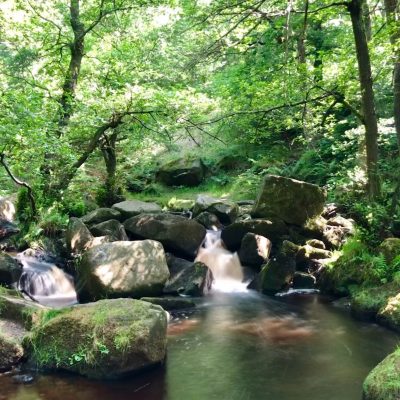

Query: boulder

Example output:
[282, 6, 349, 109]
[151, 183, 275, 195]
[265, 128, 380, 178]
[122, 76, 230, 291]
[90, 219, 129, 241]
[141, 297, 196, 311]
[379, 238, 400, 265]
[0, 253, 22, 286]
[251, 175, 326, 226]
[124, 213, 206, 258]
[238, 233, 272, 268]
[260, 253, 296, 294]
[0, 196, 16, 221]
[112, 200, 162, 220]
[166, 198, 195, 212]
[156, 157, 205, 187]
[193, 195, 238, 225]
[26, 299, 168, 379]
[78, 240, 170, 300]
[305, 239, 326, 249]
[194, 211, 223, 230]
[65, 218, 94, 254]
[363, 348, 400, 400]
[0, 219, 19, 241]
[292, 272, 316, 289]
[81, 208, 122, 225]
[296, 244, 332, 264]
[163, 255, 212, 296]
[221, 218, 288, 251]
[0, 332, 24, 372]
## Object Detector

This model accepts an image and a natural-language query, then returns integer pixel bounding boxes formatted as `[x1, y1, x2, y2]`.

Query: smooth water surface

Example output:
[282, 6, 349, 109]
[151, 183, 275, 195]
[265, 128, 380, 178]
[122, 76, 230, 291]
[1, 292, 398, 400]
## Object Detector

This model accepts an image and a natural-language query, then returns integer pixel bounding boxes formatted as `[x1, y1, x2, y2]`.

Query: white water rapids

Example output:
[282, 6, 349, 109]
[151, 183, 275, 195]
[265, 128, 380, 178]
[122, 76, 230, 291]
[195, 230, 248, 293]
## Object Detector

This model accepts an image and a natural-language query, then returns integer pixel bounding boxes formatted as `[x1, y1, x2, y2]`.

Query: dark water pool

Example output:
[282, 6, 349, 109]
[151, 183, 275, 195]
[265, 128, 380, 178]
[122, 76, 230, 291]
[1, 292, 398, 400]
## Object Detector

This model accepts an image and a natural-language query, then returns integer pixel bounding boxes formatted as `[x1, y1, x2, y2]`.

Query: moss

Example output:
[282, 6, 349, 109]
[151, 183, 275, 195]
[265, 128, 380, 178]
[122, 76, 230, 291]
[363, 348, 400, 400]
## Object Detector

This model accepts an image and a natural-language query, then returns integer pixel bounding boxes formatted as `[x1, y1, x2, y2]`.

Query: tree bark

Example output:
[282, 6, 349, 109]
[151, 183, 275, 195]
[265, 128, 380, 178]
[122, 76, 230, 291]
[348, 0, 380, 199]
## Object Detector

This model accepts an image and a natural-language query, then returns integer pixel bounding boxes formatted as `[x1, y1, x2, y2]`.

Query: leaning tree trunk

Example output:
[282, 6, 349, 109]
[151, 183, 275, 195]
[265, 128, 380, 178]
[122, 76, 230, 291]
[348, 0, 380, 199]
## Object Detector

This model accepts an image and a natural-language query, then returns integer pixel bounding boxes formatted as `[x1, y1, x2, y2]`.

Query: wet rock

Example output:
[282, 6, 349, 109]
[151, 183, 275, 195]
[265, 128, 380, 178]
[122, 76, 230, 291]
[305, 239, 326, 249]
[78, 240, 170, 300]
[0, 253, 22, 286]
[193, 195, 238, 225]
[163, 255, 212, 296]
[221, 218, 288, 251]
[26, 299, 168, 379]
[65, 218, 94, 254]
[12, 374, 35, 384]
[141, 297, 196, 311]
[194, 211, 223, 230]
[81, 208, 122, 225]
[379, 238, 400, 265]
[0, 333, 24, 372]
[156, 157, 206, 187]
[124, 213, 206, 258]
[90, 219, 128, 241]
[260, 254, 296, 295]
[251, 175, 326, 226]
[0, 219, 19, 241]
[292, 272, 316, 289]
[238, 233, 272, 268]
[363, 348, 400, 400]
[112, 200, 162, 220]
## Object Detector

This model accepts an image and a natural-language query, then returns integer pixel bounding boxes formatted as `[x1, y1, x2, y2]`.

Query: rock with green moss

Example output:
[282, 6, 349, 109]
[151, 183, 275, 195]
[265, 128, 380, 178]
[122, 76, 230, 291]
[0, 253, 22, 286]
[221, 218, 288, 251]
[0, 332, 24, 371]
[251, 175, 326, 226]
[156, 157, 206, 187]
[363, 348, 400, 400]
[26, 298, 168, 379]
[379, 238, 400, 265]
[81, 208, 122, 225]
[124, 213, 206, 258]
[78, 240, 170, 301]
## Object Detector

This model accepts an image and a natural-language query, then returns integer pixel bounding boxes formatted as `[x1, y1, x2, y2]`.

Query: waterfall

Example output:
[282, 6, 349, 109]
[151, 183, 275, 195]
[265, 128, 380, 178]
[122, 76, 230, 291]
[17, 254, 77, 308]
[195, 230, 247, 293]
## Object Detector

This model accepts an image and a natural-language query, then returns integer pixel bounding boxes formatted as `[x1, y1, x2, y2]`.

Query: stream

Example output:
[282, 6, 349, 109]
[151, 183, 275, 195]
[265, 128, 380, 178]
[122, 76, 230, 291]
[0, 291, 398, 400]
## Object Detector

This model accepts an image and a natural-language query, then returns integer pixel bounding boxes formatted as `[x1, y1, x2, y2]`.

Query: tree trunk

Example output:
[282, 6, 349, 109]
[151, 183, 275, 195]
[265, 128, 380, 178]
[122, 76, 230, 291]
[348, 0, 380, 199]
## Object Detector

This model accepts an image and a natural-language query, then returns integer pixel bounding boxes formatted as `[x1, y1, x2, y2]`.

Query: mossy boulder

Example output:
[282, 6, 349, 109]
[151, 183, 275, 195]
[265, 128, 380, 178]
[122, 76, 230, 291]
[221, 218, 288, 251]
[26, 299, 168, 379]
[124, 213, 206, 258]
[193, 195, 238, 225]
[81, 208, 122, 225]
[251, 175, 326, 226]
[292, 272, 316, 289]
[379, 238, 400, 265]
[156, 157, 206, 187]
[78, 240, 170, 301]
[363, 348, 400, 400]
[0, 332, 24, 372]
[112, 200, 162, 220]
[0, 253, 22, 286]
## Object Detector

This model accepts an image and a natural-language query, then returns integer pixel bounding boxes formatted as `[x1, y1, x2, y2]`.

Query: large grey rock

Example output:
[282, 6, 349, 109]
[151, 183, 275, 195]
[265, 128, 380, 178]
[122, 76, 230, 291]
[26, 299, 168, 379]
[78, 240, 170, 300]
[112, 200, 162, 220]
[251, 175, 326, 226]
[238, 233, 272, 268]
[221, 218, 288, 251]
[163, 254, 212, 296]
[156, 157, 206, 187]
[81, 208, 122, 225]
[124, 213, 206, 258]
[90, 219, 129, 241]
[0, 253, 22, 286]
[260, 254, 296, 294]
[193, 195, 238, 225]
[0, 196, 16, 221]
[65, 217, 94, 254]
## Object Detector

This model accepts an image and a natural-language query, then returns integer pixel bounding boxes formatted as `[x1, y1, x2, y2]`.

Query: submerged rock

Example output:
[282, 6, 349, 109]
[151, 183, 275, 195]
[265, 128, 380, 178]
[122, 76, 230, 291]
[156, 157, 206, 187]
[251, 175, 326, 226]
[112, 200, 162, 220]
[78, 240, 170, 300]
[124, 213, 206, 258]
[81, 208, 122, 225]
[363, 348, 400, 400]
[26, 299, 168, 379]
[193, 195, 238, 225]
